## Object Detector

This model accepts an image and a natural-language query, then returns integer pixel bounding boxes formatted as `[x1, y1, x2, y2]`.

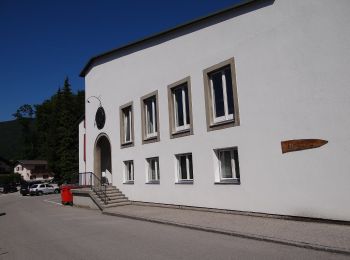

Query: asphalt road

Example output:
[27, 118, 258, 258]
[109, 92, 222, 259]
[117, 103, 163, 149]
[0, 192, 347, 260]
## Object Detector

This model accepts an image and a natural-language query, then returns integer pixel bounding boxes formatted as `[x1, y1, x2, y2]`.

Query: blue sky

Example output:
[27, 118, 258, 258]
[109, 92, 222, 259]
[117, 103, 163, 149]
[0, 0, 241, 122]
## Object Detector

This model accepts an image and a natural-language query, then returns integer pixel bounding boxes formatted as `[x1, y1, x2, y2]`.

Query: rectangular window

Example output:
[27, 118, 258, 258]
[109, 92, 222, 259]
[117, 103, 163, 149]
[215, 147, 240, 184]
[174, 85, 189, 130]
[210, 67, 233, 122]
[124, 108, 132, 142]
[176, 153, 193, 183]
[120, 102, 134, 148]
[145, 97, 157, 137]
[203, 58, 240, 131]
[124, 160, 134, 183]
[168, 77, 193, 138]
[141, 91, 160, 144]
[146, 157, 159, 183]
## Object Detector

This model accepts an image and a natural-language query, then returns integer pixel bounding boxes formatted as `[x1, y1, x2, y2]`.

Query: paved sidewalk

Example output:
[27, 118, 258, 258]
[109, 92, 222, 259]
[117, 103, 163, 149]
[103, 205, 350, 255]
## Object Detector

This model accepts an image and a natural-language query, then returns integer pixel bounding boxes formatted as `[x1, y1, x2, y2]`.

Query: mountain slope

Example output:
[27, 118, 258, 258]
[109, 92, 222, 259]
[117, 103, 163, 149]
[0, 120, 24, 160]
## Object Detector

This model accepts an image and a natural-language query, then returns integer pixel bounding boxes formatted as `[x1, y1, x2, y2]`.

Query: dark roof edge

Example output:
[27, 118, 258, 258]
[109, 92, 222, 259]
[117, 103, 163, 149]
[76, 114, 85, 125]
[16, 160, 48, 165]
[79, 0, 255, 77]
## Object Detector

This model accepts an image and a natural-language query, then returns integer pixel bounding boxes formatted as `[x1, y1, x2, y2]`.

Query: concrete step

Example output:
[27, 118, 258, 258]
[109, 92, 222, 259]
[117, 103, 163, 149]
[107, 198, 127, 203]
[90, 193, 101, 200]
[107, 198, 128, 204]
[108, 199, 129, 204]
[103, 201, 131, 208]
[96, 198, 111, 204]
[95, 190, 123, 195]
[91, 186, 130, 208]
[94, 187, 116, 191]
[96, 197, 128, 204]
[94, 193, 128, 201]
[107, 194, 126, 199]
[105, 186, 119, 191]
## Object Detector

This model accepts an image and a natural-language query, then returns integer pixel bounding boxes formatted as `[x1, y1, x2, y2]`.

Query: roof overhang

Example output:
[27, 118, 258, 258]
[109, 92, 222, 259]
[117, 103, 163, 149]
[79, 0, 270, 77]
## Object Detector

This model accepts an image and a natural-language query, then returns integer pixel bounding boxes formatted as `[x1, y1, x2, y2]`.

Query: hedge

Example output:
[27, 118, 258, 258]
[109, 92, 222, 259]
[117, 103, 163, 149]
[0, 173, 21, 185]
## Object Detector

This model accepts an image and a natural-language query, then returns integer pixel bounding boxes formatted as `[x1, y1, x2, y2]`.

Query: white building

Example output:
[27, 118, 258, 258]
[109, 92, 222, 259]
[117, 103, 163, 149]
[14, 160, 53, 181]
[79, 0, 350, 221]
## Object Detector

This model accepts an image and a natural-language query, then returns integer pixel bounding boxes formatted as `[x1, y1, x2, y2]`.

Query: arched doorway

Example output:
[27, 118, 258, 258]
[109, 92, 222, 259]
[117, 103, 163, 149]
[94, 134, 112, 185]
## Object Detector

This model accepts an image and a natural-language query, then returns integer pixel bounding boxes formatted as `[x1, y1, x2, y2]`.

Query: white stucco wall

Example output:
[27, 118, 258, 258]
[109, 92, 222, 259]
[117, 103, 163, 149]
[78, 120, 91, 185]
[14, 164, 31, 181]
[82, 0, 350, 221]
[78, 120, 86, 174]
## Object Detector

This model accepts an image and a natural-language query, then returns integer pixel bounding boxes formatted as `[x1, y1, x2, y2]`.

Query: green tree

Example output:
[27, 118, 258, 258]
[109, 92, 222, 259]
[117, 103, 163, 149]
[35, 99, 54, 159]
[12, 104, 37, 159]
[20, 77, 85, 184]
[56, 78, 77, 183]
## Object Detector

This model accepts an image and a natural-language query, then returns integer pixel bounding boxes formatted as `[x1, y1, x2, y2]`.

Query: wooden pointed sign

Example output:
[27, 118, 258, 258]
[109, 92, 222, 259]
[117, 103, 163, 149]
[281, 139, 328, 154]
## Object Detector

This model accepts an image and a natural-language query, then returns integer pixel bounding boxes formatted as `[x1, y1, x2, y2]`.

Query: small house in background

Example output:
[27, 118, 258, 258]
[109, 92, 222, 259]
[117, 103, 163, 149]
[14, 160, 54, 181]
[0, 157, 11, 174]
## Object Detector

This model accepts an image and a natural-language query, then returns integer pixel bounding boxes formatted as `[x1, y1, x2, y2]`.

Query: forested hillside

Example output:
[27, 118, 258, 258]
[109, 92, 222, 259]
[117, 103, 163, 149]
[0, 119, 34, 160]
[0, 78, 84, 183]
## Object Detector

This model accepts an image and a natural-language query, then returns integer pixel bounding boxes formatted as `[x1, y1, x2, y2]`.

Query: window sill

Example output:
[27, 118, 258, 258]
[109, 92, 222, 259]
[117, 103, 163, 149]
[121, 141, 134, 148]
[214, 179, 240, 185]
[173, 127, 190, 134]
[146, 181, 160, 184]
[145, 133, 158, 139]
[143, 135, 159, 144]
[175, 180, 193, 184]
[123, 181, 134, 184]
[208, 118, 239, 132]
[211, 118, 234, 127]
[171, 128, 192, 139]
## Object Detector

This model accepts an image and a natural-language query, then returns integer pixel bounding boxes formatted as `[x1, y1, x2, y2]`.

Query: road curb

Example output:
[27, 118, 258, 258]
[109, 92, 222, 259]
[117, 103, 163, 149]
[102, 211, 350, 256]
[0, 212, 6, 216]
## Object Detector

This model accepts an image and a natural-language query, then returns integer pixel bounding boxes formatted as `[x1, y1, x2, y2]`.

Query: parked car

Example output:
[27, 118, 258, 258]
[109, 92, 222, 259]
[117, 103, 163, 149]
[29, 183, 56, 196]
[46, 181, 61, 193]
[46, 183, 60, 194]
[0, 183, 18, 194]
[20, 181, 43, 196]
[20, 183, 30, 196]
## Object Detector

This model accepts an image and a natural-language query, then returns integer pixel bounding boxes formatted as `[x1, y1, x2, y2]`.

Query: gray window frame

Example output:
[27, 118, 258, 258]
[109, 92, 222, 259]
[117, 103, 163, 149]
[203, 58, 240, 131]
[140, 91, 160, 144]
[119, 101, 134, 148]
[214, 147, 240, 185]
[123, 160, 134, 184]
[175, 153, 194, 184]
[146, 157, 160, 184]
[167, 76, 194, 139]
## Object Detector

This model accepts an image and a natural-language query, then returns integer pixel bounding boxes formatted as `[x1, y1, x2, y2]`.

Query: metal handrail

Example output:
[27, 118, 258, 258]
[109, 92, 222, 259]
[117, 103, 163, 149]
[78, 172, 108, 205]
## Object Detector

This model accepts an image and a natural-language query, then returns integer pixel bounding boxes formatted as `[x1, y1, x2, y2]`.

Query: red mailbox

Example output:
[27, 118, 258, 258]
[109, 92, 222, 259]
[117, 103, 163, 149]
[61, 186, 73, 206]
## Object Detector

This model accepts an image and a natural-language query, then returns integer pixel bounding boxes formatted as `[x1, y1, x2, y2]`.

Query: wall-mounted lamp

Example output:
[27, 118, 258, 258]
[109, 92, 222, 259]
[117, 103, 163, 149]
[86, 95, 105, 130]
[86, 96, 102, 107]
